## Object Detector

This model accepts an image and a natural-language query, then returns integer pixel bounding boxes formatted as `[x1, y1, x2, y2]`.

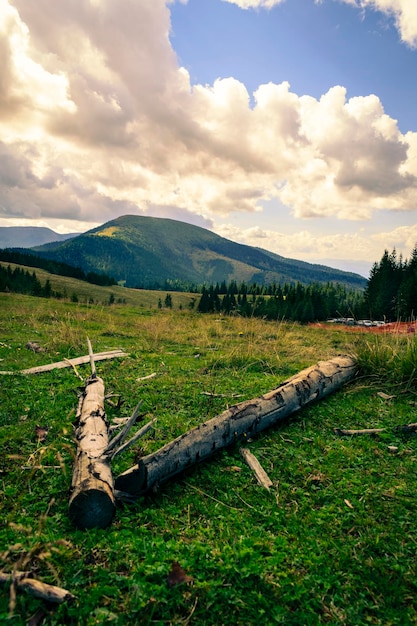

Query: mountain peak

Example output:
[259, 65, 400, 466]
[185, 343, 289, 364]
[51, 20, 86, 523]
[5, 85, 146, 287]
[13, 215, 366, 290]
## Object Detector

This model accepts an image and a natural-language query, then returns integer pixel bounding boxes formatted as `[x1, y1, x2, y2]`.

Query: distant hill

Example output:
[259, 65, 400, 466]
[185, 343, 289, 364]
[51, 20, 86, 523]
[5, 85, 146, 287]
[29, 215, 366, 290]
[0, 226, 77, 249]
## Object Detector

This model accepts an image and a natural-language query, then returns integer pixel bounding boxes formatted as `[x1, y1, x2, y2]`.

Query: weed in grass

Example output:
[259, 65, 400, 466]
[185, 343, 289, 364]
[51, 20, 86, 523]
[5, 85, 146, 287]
[354, 331, 417, 391]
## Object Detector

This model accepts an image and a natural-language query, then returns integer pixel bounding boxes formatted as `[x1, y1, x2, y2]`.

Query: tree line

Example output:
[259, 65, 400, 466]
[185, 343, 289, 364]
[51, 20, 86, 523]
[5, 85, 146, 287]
[364, 246, 417, 321]
[197, 281, 363, 323]
[0, 265, 56, 298]
[0, 249, 116, 287]
[197, 246, 417, 323]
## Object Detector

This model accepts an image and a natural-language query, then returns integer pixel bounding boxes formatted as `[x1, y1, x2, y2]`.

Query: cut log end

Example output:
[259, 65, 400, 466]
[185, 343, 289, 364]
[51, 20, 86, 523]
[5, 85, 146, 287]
[68, 489, 115, 530]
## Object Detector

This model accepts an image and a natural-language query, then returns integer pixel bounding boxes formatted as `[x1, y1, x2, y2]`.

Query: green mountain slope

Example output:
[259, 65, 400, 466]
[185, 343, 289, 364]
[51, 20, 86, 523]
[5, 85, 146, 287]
[33, 215, 366, 289]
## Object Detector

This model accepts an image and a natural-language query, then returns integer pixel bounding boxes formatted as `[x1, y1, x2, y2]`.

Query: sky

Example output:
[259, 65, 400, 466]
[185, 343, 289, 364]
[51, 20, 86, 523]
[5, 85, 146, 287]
[1, 0, 417, 277]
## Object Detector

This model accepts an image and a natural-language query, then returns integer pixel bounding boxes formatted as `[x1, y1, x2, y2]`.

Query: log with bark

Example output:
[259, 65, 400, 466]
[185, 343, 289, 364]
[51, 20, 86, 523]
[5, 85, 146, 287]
[115, 355, 357, 498]
[68, 371, 115, 530]
[68, 340, 156, 529]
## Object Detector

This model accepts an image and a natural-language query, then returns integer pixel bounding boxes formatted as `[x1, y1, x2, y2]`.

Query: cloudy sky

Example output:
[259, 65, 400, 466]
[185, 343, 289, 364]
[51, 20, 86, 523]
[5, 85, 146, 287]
[1, 0, 417, 277]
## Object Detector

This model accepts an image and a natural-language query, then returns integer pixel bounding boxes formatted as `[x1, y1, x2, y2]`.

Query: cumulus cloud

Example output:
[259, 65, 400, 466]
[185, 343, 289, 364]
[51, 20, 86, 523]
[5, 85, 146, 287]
[215, 221, 417, 276]
[0, 0, 416, 264]
[346, 0, 417, 48]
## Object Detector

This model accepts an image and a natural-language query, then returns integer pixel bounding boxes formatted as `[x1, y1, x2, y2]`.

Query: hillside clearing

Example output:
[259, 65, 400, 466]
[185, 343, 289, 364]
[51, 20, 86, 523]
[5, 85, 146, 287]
[0, 293, 416, 625]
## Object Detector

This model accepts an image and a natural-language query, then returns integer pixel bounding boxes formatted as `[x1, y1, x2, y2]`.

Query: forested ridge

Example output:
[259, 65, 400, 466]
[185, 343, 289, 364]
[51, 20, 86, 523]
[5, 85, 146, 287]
[1, 245, 417, 324]
[0, 249, 116, 286]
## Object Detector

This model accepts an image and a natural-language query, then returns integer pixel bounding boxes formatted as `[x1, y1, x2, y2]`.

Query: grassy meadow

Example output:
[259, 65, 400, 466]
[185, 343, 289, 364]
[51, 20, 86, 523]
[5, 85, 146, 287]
[1, 286, 417, 625]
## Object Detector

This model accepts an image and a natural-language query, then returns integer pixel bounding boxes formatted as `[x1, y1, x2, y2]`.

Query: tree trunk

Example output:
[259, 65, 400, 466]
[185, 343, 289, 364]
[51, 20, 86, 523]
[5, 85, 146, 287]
[68, 375, 115, 530]
[115, 355, 356, 497]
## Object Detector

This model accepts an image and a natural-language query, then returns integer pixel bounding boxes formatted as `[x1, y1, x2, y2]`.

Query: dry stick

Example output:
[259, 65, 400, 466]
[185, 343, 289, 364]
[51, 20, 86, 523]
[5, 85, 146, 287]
[63, 358, 84, 381]
[87, 336, 97, 378]
[105, 401, 144, 454]
[334, 422, 417, 436]
[240, 448, 273, 491]
[201, 392, 244, 398]
[334, 427, 386, 436]
[0, 572, 74, 604]
[108, 418, 157, 461]
[115, 355, 357, 498]
[0, 349, 127, 375]
[136, 372, 157, 382]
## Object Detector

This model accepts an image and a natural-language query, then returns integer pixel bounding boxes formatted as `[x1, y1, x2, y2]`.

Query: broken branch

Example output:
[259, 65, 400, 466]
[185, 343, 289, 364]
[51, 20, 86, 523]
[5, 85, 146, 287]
[240, 448, 273, 490]
[105, 401, 144, 454]
[0, 571, 74, 604]
[334, 427, 386, 436]
[334, 422, 417, 436]
[0, 349, 127, 375]
[87, 336, 97, 378]
[107, 418, 157, 461]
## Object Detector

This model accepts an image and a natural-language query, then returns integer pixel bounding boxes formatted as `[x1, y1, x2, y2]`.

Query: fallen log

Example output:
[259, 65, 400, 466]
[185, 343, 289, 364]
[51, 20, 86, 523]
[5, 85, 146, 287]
[68, 340, 155, 529]
[68, 372, 115, 530]
[115, 355, 357, 497]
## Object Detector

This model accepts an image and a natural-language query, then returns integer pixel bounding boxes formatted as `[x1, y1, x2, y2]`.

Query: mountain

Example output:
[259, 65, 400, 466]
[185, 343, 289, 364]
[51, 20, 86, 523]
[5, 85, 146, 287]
[31, 215, 366, 289]
[0, 226, 77, 249]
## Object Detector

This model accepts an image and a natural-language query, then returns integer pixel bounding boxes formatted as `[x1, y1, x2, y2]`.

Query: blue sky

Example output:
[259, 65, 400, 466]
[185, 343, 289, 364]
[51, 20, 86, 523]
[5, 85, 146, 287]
[171, 0, 417, 133]
[1, 0, 417, 277]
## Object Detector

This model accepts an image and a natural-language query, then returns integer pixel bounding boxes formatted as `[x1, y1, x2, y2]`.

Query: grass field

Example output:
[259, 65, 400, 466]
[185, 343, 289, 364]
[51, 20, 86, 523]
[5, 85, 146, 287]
[1, 289, 417, 625]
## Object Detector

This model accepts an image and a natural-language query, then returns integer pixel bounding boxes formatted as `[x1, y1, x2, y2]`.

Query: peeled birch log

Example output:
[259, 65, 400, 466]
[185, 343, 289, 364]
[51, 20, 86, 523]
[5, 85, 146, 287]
[115, 354, 357, 497]
[68, 375, 115, 529]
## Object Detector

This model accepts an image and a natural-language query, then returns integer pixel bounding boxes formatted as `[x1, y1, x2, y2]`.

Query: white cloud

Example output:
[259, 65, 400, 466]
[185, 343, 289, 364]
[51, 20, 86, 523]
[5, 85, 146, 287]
[346, 0, 417, 48]
[221, 0, 285, 8]
[372, 223, 417, 255]
[214, 221, 417, 274]
[0, 0, 416, 273]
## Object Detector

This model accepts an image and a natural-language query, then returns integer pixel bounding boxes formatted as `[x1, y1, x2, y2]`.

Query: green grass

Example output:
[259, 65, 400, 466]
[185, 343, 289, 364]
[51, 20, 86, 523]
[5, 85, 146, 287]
[354, 331, 417, 391]
[1, 293, 417, 624]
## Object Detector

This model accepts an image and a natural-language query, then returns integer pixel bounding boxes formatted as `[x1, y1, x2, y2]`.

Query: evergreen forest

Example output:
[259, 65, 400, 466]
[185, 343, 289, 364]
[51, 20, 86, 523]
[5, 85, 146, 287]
[1, 245, 417, 324]
[197, 245, 417, 323]
[365, 247, 417, 320]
